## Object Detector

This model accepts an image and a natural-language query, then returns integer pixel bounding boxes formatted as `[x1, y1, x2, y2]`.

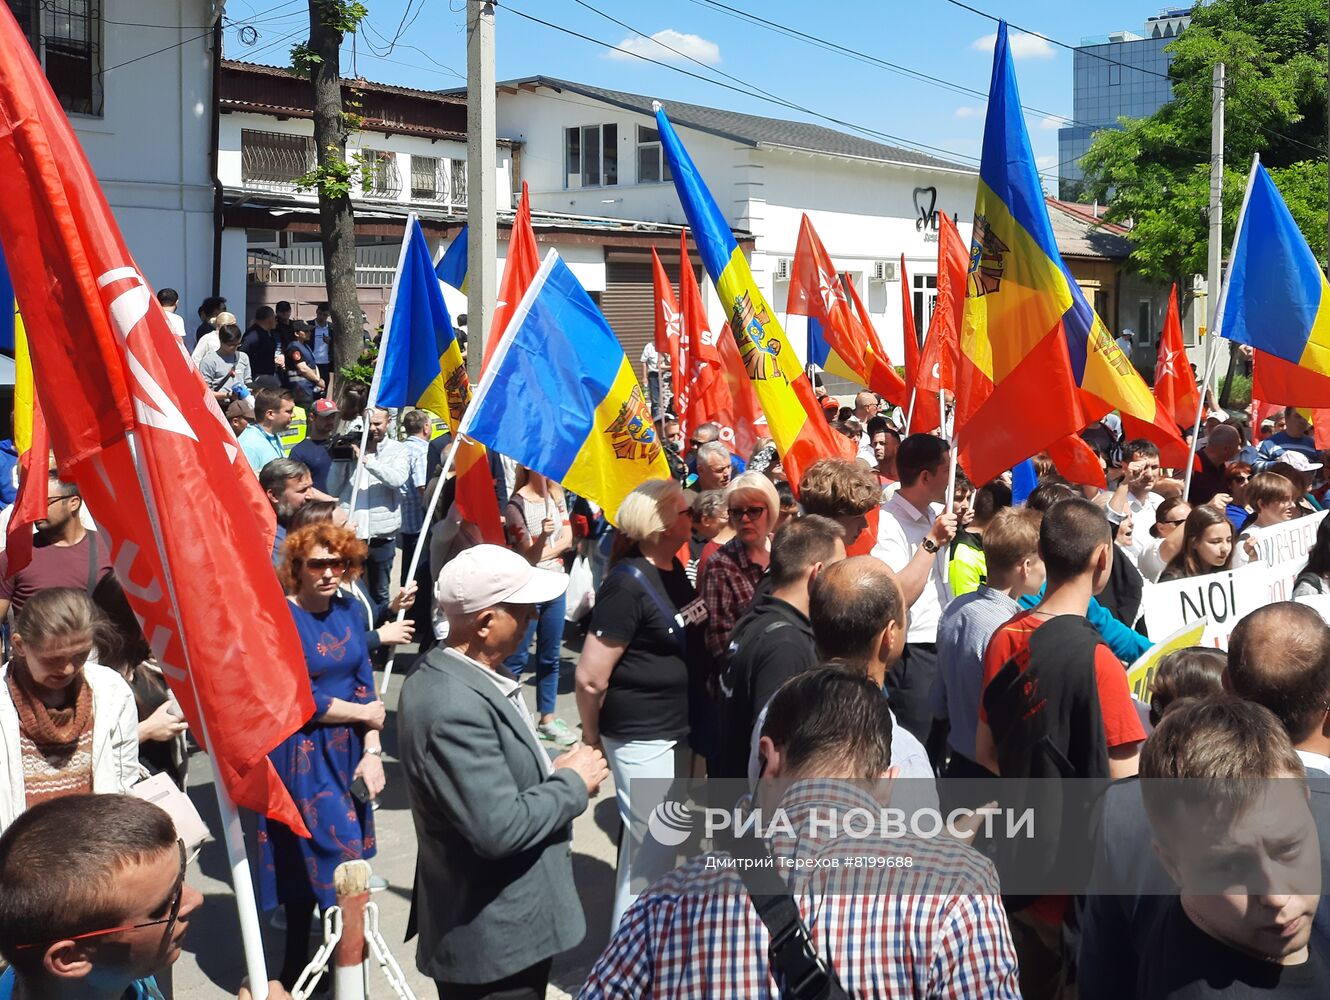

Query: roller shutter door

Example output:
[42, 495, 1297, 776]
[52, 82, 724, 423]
[599, 259, 656, 367]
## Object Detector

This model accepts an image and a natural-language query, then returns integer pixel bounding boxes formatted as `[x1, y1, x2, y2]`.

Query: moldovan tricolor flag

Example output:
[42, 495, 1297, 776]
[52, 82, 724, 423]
[435, 224, 468, 293]
[957, 22, 1184, 484]
[378, 219, 503, 544]
[656, 106, 852, 488]
[1217, 157, 1330, 406]
[789, 214, 907, 405]
[651, 247, 689, 426]
[460, 250, 670, 521]
[0, 2, 313, 832]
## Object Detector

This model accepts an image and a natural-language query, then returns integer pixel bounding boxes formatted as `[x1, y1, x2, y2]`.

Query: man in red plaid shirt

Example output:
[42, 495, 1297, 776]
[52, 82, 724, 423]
[580, 668, 1020, 999]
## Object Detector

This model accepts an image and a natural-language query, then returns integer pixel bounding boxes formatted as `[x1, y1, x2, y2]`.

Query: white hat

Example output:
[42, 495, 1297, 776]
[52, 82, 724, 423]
[1275, 449, 1323, 473]
[436, 544, 568, 615]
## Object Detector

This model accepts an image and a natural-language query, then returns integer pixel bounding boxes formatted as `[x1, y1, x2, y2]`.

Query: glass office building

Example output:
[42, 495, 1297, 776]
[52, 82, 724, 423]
[1058, 10, 1190, 199]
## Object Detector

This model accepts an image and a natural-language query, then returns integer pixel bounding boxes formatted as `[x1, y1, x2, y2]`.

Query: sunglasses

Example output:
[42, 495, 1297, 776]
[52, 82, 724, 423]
[306, 557, 349, 572]
[17, 840, 186, 952]
[728, 505, 766, 522]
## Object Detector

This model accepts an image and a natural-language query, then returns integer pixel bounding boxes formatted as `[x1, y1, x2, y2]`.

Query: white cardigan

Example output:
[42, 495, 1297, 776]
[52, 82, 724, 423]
[0, 662, 141, 831]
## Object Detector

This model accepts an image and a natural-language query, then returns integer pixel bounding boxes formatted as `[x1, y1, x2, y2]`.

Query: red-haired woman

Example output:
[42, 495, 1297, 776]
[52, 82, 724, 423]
[264, 521, 386, 987]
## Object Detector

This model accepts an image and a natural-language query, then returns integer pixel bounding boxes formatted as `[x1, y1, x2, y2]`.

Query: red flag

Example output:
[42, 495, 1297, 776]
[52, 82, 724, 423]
[486, 182, 539, 369]
[1253, 349, 1330, 408]
[681, 239, 758, 458]
[1153, 284, 1201, 428]
[899, 258, 938, 434]
[917, 213, 966, 397]
[0, 3, 313, 834]
[787, 215, 906, 405]
[1047, 433, 1107, 489]
[4, 397, 47, 577]
[453, 438, 504, 544]
[900, 256, 923, 394]
[651, 247, 688, 429]
[842, 273, 907, 408]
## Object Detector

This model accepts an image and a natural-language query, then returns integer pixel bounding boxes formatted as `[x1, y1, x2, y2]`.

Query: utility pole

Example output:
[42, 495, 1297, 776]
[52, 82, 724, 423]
[466, 0, 497, 383]
[1204, 61, 1225, 398]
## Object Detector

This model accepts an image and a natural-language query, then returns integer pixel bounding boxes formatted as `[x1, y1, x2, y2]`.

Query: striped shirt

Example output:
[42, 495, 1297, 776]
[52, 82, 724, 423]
[930, 587, 1021, 762]
[580, 781, 1020, 999]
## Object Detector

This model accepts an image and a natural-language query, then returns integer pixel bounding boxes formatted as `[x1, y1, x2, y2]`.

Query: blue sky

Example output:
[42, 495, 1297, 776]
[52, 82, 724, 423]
[222, 0, 1174, 183]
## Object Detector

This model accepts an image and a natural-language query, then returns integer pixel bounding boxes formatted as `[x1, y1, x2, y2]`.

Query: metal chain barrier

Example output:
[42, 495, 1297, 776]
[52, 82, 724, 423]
[364, 901, 417, 1000]
[288, 899, 416, 1000]
[292, 906, 343, 1000]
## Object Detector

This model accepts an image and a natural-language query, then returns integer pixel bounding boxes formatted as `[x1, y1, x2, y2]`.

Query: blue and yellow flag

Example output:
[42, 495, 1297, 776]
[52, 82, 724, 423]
[459, 249, 669, 522]
[1217, 158, 1330, 405]
[374, 218, 469, 430]
[655, 106, 851, 489]
[956, 22, 1185, 484]
[435, 225, 468, 294]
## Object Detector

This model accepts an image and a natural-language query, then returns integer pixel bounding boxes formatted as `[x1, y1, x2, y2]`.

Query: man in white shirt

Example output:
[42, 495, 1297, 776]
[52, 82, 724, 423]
[852, 390, 882, 466]
[871, 433, 957, 744]
[1227, 601, 1330, 776]
[156, 287, 188, 341]
[639, 342, 664, 417]
[1115, 438, 1168, 563]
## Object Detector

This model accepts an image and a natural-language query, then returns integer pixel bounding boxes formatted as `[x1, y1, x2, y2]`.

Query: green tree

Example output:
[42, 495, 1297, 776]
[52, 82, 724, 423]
[1081, 0, 1328, 285]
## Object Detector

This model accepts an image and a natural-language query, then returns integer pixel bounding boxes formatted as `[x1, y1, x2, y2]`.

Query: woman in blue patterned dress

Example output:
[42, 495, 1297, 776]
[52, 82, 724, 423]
[261, 521, 386, 987]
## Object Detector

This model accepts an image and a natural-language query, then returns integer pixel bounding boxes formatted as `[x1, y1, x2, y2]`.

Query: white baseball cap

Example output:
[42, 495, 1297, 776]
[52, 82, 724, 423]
[436, 544, 568, 615]
[1275, 449, 1323, 473]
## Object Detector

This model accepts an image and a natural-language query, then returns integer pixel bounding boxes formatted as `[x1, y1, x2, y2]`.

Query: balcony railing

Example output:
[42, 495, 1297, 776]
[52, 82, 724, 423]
[247, 244, 400, 288]
[240, 131, 468, 211]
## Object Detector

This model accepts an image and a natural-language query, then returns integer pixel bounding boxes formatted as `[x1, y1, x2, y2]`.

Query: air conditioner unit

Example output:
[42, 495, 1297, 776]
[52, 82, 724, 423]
[872, 260, 897, 282]
[773, 257, 791, 280]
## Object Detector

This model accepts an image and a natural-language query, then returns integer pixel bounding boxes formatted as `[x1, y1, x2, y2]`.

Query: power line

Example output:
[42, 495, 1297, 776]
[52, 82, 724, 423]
[101, 0, 304, 75]
[684, 0, 1094, 134]
[497, 2, 988, 171]
[938, 0, 1325, 159]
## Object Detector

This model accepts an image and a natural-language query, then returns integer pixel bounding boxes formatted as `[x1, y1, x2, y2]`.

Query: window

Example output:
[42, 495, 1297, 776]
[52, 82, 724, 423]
[1109, 63, 1121, 86]
[912, 273, 937, 340]
[362, 149, 401, 199]
[564, 124, 618, 189]
[411, 155, 440, 200]
[1138, 300, 1153, 345]
[14, 0, 102, 116]
[636, 125, 672, 184]
[450, 159, 468, 206]
[241, 130, 315, 188]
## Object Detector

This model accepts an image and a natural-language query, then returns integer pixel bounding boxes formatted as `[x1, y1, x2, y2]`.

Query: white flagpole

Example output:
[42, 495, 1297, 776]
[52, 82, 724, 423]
[1183, 153, 1260, 499]
[121, 430, 271, 1000]
[379, 249, 561, 694]
[905, 387, 918, 432]
[348, 215, 416, 521]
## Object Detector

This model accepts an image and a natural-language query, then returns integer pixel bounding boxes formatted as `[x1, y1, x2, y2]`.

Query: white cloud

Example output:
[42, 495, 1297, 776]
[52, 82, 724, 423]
[1036, 154, 1059, 170]
[954, 105, 980, 118]
[606, 28, 721, 66]
[971, 30, 1056, 60]
[1039, 114, 1064, 130]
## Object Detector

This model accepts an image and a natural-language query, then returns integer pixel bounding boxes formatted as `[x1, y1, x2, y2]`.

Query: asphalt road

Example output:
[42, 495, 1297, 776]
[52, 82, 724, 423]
[172, 631, 618, 1000]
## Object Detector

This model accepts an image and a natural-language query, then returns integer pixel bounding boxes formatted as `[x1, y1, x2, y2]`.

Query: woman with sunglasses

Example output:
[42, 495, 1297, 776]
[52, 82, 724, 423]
[1222, 461, 1254, 532]
[265, 521, 386, 988]
[0, 587, 138, 832]
[699, 472, 780, 665]
[576, 478, 707, 928]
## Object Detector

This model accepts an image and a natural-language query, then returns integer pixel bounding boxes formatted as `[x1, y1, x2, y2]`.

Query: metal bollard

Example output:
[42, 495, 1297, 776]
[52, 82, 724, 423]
[332, 859, 372, 1000]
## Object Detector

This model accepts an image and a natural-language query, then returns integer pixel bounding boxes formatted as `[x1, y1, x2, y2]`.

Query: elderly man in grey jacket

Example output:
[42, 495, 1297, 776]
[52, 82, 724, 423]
[400, 544, 608, 1000]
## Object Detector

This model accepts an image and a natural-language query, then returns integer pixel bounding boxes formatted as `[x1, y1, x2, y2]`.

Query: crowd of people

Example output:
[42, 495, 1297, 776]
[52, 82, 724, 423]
[4, 293, 1330, 1000]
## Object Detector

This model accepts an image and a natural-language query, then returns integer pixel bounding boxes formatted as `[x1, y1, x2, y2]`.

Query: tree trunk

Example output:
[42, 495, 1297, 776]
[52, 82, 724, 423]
[307, 2, 362, 398]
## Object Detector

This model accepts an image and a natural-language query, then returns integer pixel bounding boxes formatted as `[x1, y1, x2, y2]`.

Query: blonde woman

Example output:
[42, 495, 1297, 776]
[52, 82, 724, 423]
[576, 478, 705, 927]
[0, 587, 138, 831]
[190, 309, 235, 366]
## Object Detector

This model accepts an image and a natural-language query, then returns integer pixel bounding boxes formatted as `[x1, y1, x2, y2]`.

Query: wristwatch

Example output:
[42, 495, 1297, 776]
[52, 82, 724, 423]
[921, 537, 940, 554]
[363, 746, 383, 757]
